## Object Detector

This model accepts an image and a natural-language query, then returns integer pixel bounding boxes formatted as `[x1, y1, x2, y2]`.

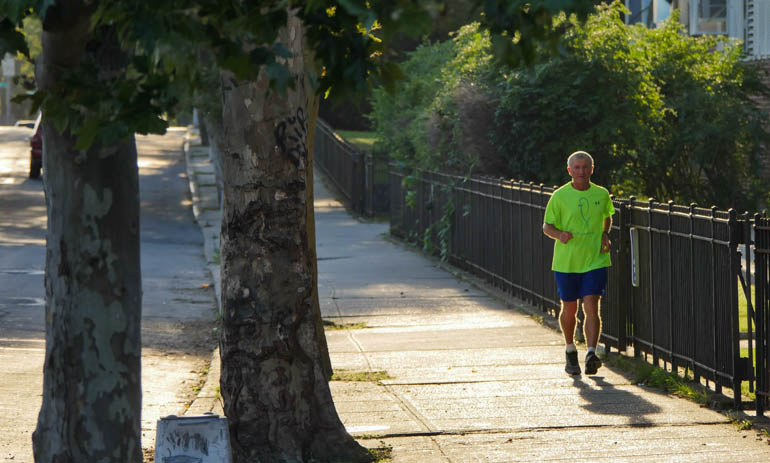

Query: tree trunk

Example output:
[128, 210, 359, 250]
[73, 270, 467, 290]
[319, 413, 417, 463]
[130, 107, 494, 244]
[219, 12, 367, 463]
[32, 3, 143, 462]
[302, 85, 334, 382]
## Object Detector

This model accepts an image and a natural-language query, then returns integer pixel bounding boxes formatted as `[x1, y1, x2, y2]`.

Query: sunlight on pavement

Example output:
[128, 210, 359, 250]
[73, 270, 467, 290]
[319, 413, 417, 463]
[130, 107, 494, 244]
[345, 425, 390, 433]
[0, 157, 16, 175]
[138, 157, 175, 170]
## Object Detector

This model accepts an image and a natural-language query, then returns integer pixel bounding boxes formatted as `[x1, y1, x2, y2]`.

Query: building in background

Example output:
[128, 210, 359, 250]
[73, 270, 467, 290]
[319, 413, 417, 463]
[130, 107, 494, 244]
[625, 0, 769, 58]
[626, 0, 770, 179]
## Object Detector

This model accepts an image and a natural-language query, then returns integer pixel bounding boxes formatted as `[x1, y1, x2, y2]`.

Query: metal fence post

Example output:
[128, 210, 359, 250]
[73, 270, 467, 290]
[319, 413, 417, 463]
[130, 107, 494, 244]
[736, 211, 757, 399]
[667, 201, 675, 371]
[364, 153, 374, 216]
[689, 203, 698, 381]
[729, 209, 742, 407]
[756, 213, 768, 415]
[351, 153, 364, 214]
[648, 198, 657, 366]
[710, 206, 719, 394]
[618, 200, 630, 351]
[629, 197, 639, 358]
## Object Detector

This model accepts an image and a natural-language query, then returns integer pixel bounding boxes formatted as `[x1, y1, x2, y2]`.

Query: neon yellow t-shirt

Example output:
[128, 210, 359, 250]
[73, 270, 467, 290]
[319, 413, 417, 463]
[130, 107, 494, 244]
[544, 182, 615, 273]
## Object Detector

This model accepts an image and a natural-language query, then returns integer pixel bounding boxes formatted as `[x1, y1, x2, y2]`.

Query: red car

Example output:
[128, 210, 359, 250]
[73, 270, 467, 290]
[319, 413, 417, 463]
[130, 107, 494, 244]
[29, 113, 42, 179]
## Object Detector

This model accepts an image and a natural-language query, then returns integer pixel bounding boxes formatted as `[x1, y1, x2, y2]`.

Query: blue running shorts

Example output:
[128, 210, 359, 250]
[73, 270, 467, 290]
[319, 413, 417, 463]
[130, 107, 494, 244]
[553, 267, 608, 302]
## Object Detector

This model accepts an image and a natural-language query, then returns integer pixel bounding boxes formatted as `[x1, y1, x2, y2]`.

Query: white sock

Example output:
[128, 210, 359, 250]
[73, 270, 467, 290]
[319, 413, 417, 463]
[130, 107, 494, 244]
[566, 343, 577, 353]
[588, 346, 596, 354]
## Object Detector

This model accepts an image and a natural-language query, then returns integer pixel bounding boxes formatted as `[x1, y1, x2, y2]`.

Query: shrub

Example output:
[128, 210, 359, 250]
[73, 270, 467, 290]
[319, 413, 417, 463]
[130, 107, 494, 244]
[368, 39, 456, 170]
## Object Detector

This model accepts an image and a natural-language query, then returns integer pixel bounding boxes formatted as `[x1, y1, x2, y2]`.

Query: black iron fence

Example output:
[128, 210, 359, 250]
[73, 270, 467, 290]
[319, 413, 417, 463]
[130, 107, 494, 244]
[755, 215, 770, 414]
[390, 168, 770, 414]
[313, 119, 389, 216]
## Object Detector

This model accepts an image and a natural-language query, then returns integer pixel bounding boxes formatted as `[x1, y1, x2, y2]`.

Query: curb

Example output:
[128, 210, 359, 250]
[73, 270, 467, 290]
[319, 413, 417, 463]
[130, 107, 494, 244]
[182, 131, 224, 416]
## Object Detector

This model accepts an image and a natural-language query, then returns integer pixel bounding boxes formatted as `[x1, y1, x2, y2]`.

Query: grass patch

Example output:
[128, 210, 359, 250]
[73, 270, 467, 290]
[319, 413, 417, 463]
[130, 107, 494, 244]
[605, 353, 709, 405]
[367, 443, 393, 462]
[336, 130, 377, 152]
[734, 418, 753, 431]
[738, 282, 755, 333]
[331, 369, 393, 382]
[323, 320, 368, 330]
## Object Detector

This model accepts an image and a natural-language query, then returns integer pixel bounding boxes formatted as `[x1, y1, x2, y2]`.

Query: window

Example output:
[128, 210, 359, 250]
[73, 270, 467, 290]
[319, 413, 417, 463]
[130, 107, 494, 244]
[626, 0, 675, 27]
[625, 0, 746, 44]
[656, 0, 673, 25]
[693, 0, 727, 34]
[627, 0, 654, 26]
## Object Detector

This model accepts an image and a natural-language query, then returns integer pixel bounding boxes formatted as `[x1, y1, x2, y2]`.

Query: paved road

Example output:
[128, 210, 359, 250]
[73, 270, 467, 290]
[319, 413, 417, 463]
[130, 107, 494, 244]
[0, 129, 218, 462]
[0, 127, 46, 463]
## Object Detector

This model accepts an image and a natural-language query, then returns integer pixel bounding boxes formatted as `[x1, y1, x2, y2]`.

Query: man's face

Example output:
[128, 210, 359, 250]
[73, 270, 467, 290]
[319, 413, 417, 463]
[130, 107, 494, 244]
[567, 157, 593, 185]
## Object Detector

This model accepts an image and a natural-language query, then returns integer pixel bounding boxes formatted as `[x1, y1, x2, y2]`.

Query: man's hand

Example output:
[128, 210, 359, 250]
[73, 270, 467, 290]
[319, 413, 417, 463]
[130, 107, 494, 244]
[600, 231, 611, 253]
[543, 223, 573, 244]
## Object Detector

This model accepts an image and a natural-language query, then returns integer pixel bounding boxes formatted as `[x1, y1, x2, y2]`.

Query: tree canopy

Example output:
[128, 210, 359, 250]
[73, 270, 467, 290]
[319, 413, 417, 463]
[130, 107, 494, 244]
[1, 0, 600, 147]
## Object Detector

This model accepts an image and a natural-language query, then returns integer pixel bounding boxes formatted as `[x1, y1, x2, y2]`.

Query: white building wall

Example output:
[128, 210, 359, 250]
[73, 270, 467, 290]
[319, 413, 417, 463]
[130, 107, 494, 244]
[748, 0, 770, 56]
[726, 0, 743, 39]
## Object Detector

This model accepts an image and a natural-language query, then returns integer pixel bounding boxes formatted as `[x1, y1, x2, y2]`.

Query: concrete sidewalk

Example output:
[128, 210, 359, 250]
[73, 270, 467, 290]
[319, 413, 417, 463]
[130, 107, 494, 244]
[184, 138, 770, 462]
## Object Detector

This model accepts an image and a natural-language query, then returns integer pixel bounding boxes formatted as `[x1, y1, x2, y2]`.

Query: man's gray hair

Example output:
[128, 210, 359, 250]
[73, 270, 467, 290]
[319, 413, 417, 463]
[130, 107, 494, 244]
[567, 151, 594, 168]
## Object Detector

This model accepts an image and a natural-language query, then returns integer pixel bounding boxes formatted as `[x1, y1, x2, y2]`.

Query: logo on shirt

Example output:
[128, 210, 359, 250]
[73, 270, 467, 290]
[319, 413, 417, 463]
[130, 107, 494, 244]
[578, 198, 590, 228]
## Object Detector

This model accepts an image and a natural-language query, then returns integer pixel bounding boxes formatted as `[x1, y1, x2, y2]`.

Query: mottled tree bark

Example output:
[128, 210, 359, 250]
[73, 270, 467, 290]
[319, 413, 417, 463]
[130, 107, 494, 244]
[219, 12, 366, 463]
[32, 2, 142, 462]
[302, 85, 334, 382]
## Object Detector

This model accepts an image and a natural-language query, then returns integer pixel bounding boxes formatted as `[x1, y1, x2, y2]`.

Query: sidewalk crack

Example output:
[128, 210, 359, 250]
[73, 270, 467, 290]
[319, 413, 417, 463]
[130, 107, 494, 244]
[347, 332, 453, 462]
[355, 420, 733, 439]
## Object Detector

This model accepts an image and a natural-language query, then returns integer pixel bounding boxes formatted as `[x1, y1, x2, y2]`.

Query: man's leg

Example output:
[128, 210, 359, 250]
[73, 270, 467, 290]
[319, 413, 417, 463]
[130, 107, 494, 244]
[582, 295, 603, 374]
[582, 295, 602, 348]
[559, 300, 579, 345]
[559, 300, 581, 375]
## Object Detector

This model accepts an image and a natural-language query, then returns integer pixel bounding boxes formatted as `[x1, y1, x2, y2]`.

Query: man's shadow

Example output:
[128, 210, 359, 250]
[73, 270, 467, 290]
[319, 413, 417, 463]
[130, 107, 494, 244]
[573, 375, 661, 426]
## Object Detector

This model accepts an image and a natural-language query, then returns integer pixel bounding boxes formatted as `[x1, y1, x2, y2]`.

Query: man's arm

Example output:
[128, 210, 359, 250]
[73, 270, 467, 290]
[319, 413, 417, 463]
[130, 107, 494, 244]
[543, 223, 572, 244]
[600, 216, 612, 253]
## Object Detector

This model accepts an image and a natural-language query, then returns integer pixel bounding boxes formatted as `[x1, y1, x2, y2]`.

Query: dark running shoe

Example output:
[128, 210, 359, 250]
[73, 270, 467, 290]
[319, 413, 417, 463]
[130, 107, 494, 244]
[585, 351, 602, 375]
[565, 350, 581, 375]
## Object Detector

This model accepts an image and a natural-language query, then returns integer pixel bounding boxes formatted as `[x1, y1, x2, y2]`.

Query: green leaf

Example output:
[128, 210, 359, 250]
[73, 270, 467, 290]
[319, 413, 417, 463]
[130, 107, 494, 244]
[305, 69, 320, 91]
[336, 0, 368, 18]
[0, 19, 30, 57]
[265, 62, 292, 93]
[36, 0, 56, 21]
[490, 34, 519, 68]
[74, 118, 100, 151]
[362, 11, 377, 34]
[272, 43, 293, 59]
[0, 0, 27, 23]
[378, 61, 405, 96]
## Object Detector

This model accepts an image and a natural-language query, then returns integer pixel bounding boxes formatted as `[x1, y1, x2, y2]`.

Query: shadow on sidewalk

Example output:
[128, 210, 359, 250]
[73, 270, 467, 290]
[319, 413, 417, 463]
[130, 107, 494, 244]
[574, 376, 661, 426]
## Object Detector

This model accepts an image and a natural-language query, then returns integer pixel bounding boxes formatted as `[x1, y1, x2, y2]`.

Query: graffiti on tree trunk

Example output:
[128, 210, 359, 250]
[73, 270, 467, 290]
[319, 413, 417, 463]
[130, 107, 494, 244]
[274, 108, 308, 168]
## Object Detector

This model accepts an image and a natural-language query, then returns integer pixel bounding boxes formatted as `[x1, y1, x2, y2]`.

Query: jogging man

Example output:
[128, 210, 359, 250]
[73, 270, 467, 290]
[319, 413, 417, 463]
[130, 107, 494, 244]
[542, 151, 614, 375]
